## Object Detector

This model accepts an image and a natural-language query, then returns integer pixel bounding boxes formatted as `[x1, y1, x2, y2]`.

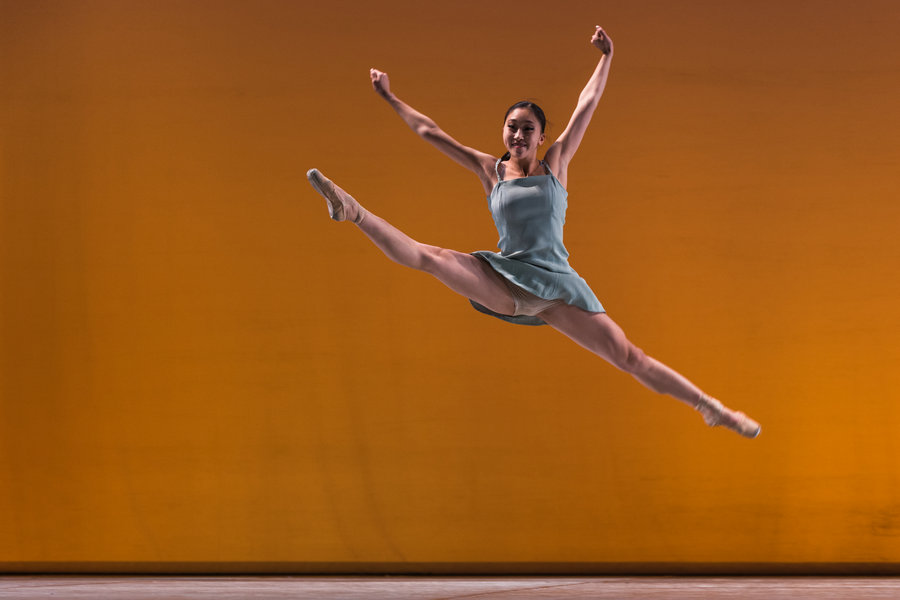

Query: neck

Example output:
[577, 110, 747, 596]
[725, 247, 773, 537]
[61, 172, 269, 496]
[506, 155, 541, 176]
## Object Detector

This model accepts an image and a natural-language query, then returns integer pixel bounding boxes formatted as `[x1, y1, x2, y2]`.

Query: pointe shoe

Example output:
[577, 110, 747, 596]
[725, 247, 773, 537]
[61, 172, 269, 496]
[695, 395, 761, 439]
[306, 168, 365, 224]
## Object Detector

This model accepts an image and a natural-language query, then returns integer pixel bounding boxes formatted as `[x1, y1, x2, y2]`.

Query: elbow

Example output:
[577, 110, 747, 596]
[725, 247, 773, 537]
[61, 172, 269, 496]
[582, 89, 604, 105]
[416, 123, 438, 138]
[576, 96, 601, 114]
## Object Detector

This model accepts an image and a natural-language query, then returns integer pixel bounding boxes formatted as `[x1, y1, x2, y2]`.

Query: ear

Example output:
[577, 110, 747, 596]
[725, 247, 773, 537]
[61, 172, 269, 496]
[539, 132, 546, 146]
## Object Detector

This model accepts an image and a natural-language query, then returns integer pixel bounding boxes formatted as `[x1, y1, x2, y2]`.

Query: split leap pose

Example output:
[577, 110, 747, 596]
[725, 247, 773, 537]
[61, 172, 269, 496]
[307, 26, 760, 438]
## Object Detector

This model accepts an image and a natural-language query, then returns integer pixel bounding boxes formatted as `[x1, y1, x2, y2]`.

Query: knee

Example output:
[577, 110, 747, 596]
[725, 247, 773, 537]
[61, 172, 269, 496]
[391, 240, 435, 271]
[416, 245, 446, 274]
[615, 342, 649, 375]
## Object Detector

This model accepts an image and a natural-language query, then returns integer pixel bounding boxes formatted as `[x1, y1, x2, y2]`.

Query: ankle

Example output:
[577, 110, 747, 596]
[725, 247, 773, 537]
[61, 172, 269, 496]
[695, 394, 723, 426]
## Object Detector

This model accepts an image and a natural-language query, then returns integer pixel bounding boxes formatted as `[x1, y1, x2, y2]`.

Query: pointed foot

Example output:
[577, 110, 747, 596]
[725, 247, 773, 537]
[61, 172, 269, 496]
[306, 168, 365, 224]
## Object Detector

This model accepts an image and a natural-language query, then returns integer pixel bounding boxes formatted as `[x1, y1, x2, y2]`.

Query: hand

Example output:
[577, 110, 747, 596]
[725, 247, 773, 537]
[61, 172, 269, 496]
[591, 26, 613, 56]
[370, 68, 392, 99]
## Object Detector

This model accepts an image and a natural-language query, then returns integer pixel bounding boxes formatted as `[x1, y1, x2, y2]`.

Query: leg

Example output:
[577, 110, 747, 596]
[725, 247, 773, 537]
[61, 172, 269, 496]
[357, 212, 517, 315]
[539, 304, 761, 438]
[307, 169, 516, 316]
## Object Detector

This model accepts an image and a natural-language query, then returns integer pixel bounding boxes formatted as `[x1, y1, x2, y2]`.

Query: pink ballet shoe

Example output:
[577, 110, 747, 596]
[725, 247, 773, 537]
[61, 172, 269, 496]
[306, 168, 365, 224]
[695, 395, 761, 439]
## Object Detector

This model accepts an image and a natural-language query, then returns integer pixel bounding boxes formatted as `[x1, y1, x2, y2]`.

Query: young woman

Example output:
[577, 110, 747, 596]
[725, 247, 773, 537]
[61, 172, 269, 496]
[307, 26, 760, 438]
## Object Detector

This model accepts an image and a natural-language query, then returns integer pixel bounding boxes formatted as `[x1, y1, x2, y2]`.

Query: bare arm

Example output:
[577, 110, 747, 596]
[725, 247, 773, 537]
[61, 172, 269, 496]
[544, 26, 614, 185]
[370, 69, 495, 191]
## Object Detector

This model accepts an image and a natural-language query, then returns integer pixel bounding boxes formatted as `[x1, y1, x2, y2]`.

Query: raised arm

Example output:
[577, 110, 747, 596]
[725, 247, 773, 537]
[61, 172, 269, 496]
[544, 26, 614, 185]
[370, 69, 496, 192]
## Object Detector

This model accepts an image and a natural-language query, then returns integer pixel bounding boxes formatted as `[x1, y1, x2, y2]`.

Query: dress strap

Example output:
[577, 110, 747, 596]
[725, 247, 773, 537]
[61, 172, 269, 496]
[540, 160, 555, 178]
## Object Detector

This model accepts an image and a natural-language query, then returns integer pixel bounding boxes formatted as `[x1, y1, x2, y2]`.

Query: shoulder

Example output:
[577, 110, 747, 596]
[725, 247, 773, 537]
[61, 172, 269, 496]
[542, 142, 563, 174]
[542, 144, 569, 187]
[541, 146, 569, 189]
[478, 155, 502, 195]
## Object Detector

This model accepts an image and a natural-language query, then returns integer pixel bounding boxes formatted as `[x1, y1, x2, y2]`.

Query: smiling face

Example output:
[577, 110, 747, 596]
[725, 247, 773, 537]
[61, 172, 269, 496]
[503, 107, 545, 159]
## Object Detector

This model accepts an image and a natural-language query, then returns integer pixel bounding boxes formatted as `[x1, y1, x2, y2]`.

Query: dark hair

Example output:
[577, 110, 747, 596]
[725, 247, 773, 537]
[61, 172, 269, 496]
[501, 101, 547, 161]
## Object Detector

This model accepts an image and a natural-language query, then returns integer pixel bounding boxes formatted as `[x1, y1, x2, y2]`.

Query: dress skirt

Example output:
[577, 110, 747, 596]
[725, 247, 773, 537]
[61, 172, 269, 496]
[469, 250, 605, 326]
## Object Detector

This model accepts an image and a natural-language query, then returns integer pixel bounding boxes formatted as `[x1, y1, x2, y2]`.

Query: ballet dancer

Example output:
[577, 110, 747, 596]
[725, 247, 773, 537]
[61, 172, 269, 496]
[307, 26, 760, 438]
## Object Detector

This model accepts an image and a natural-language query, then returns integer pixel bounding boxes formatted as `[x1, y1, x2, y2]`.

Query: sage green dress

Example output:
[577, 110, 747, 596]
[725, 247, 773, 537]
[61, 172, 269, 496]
[470, 158, 605, 326]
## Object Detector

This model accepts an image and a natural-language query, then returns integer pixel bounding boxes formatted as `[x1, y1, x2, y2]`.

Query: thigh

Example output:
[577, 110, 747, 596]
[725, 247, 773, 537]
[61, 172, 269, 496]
[422, 246, 516, 316]
[539, 303, 630, 362]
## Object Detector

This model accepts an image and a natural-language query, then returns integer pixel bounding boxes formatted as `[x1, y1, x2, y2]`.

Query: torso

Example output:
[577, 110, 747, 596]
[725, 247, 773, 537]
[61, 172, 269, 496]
[482, 155, 571, 274]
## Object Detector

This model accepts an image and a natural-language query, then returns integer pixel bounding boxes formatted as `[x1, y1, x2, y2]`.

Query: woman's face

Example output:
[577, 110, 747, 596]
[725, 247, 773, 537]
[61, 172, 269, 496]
[503, 107, 545, 159]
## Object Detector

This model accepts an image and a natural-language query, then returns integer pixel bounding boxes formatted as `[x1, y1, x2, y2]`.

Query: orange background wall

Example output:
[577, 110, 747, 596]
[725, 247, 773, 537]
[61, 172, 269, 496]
[2, 0, 900, 570]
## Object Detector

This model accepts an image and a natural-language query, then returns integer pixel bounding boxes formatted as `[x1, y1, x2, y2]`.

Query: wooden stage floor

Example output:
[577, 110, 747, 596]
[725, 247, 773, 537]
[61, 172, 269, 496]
[2, 576, 900, 599]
